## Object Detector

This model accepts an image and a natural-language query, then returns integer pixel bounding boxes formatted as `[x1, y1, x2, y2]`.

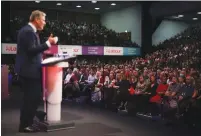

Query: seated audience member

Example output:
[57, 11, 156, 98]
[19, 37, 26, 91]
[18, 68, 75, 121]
[70, 70, 80, 98]
[63, 69, 74, 98]
[165, 76, 180, 98]
[164, 76, 196, 121]
[144, 75, 158, 113]
[64, 68, 73, 84]
[130, 76, 138, 89]
[135, 75, 148, 94]
[178, 76, 196, 110]
[115, 73, 122, 85]
[163, 76, 180, 111]
[115, 75, 130, 110]
[131, 75, 148, 112]
[104, 73, 118, 107]
[91, 71, 103, 102]
[150, 75, 169, 115]
[78, 70, 88, 91]
[82, 70, 96, 102]
[177, 75, 186, 89]
[150, 75, 169, 103]
[83, 70, 96, 92]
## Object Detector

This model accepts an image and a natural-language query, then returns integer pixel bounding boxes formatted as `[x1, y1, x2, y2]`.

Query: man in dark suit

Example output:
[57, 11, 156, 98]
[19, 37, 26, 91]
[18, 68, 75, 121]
[15, 10, 58, 133]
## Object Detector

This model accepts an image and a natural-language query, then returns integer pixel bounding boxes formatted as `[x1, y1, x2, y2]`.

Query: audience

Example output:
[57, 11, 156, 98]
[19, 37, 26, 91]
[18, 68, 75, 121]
[7, 16, 139, 47]
[5, 16, 201, 128]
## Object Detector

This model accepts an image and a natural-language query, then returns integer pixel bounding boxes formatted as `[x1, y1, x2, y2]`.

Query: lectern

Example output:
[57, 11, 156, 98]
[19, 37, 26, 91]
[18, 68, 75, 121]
[35, 56, 76, 132]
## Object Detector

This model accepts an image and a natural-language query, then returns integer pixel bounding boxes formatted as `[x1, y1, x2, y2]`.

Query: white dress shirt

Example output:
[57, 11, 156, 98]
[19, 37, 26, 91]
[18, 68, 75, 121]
[28, 22, 51, 47]
[65, 73, 73, 83]
[87, 74, 96, 84]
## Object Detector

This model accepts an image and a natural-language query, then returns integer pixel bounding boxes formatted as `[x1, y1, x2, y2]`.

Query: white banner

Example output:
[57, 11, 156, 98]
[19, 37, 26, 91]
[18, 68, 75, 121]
[104, 47, 123, 56]
[58, 45, 82, 55]
[1, 43, 17, 54]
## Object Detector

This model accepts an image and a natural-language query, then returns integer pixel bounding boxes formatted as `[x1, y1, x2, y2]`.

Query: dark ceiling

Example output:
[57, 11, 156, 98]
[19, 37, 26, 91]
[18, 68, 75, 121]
[9, 1, 201, 23]
[10, 1, 137, 14]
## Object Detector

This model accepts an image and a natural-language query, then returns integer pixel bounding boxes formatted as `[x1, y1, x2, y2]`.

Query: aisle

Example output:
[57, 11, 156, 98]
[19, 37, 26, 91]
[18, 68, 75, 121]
[1, 87, 200, 136]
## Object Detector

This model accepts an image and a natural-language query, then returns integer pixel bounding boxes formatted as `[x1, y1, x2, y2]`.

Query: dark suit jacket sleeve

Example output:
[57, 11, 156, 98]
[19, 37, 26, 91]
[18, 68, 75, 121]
[24, 31, 49, 55]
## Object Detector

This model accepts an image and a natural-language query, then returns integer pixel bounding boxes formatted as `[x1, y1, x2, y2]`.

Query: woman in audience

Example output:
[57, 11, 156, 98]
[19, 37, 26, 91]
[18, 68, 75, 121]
[144, 75, 159, 114]
[132, 75, 148, 112]
[150, 75, 169, 115]
[104, 73, 118, 108]
[135, 75, 148, 94]
[91, 71, 104, 102]
[130, 76, 138, 89]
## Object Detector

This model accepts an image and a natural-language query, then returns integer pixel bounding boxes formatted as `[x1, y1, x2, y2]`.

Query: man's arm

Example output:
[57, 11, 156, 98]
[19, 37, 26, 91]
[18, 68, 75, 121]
[24, 31, 50, 55]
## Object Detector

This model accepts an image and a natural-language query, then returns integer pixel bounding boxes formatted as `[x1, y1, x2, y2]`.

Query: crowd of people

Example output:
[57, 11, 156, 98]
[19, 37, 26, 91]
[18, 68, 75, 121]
[7, 16, 139, 47]
[61, 24, 201, 128]
[5, 15, 201, 128]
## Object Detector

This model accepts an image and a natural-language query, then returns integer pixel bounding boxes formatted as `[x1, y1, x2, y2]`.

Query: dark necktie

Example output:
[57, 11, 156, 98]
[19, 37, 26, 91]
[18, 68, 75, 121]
[36, 32, 41, 44]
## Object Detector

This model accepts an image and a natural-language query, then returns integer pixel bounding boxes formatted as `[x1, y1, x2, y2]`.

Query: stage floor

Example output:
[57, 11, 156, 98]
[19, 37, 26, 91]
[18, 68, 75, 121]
[2, 87, 201, 136]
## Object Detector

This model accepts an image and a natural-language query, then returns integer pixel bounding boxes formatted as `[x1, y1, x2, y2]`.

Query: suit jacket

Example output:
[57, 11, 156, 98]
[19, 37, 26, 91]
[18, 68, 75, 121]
[15, 25, 49, 79]
[79, 74, 87, 83]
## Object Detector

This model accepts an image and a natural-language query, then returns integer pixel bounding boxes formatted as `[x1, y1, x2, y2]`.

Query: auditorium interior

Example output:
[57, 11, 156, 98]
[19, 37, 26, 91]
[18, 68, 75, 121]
[1, 1, 201, 136]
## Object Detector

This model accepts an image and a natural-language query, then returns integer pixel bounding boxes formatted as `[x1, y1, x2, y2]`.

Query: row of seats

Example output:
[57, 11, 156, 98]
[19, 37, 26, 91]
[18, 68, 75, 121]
[7, 16, 139, 47]
[62, 68, 201, 128]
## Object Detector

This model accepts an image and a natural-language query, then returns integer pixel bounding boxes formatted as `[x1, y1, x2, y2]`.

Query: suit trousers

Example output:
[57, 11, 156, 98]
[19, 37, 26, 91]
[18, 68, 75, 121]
[19, 76, 42, 128]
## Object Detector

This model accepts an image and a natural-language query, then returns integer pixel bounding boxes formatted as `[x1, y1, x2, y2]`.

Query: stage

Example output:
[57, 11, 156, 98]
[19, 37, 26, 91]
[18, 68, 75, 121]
[2, 86, 201, 136]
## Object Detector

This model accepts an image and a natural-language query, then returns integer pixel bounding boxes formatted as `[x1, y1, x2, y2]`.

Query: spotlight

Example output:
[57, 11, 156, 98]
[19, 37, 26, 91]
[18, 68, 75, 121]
[111, 3, 116, 6]
[193, 18, 198, 20]
[76, 5, 81, 8]
[178, 15, 184, 17]
[92, 1, 97, 3]
[56, 3, 62, 6]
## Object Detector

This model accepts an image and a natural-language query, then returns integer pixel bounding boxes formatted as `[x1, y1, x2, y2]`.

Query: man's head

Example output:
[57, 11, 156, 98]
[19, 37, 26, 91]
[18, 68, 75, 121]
[186, 76, 194, 85]
[29, 10, 46, 31]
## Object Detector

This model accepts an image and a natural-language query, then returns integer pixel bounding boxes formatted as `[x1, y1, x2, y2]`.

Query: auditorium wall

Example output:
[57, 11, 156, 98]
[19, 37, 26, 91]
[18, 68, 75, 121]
[100, 5, 142, 46]
[152, 20, 189, 45]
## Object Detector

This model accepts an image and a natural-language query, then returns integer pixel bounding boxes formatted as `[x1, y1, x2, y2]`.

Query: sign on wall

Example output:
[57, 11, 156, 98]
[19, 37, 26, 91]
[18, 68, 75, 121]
[123, 47, 141, 56]
[82, 46, 104, 55]
[104, 47, 123, 56]
[1, 43, 17, 54]
[58, 45, 82, 55]
[1, 43, 141, 56]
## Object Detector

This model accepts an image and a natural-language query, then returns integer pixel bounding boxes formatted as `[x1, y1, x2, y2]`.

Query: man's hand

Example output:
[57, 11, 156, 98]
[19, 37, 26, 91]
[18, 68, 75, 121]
[48, 34, 58, 44]
[179, 96, 183, 101]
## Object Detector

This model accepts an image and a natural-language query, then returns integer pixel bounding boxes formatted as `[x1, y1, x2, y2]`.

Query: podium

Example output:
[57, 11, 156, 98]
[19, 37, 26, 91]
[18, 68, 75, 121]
[34, 56, 76, 132]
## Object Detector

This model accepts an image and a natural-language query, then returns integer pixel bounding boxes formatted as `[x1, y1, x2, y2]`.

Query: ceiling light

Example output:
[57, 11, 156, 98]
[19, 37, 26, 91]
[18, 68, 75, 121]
[95, 8, 100, 10]
[193, 18, 198, 20]
[56, 3, 62, 6]
[76, 5, 81, 8]
[125, 30, 128, 33]
[92, 1, 97, 3]
[178, 15, 184, 17]
[197, 12, 201, 14]
[111, 3, 116, 6]
[35, 1, 40, 3]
